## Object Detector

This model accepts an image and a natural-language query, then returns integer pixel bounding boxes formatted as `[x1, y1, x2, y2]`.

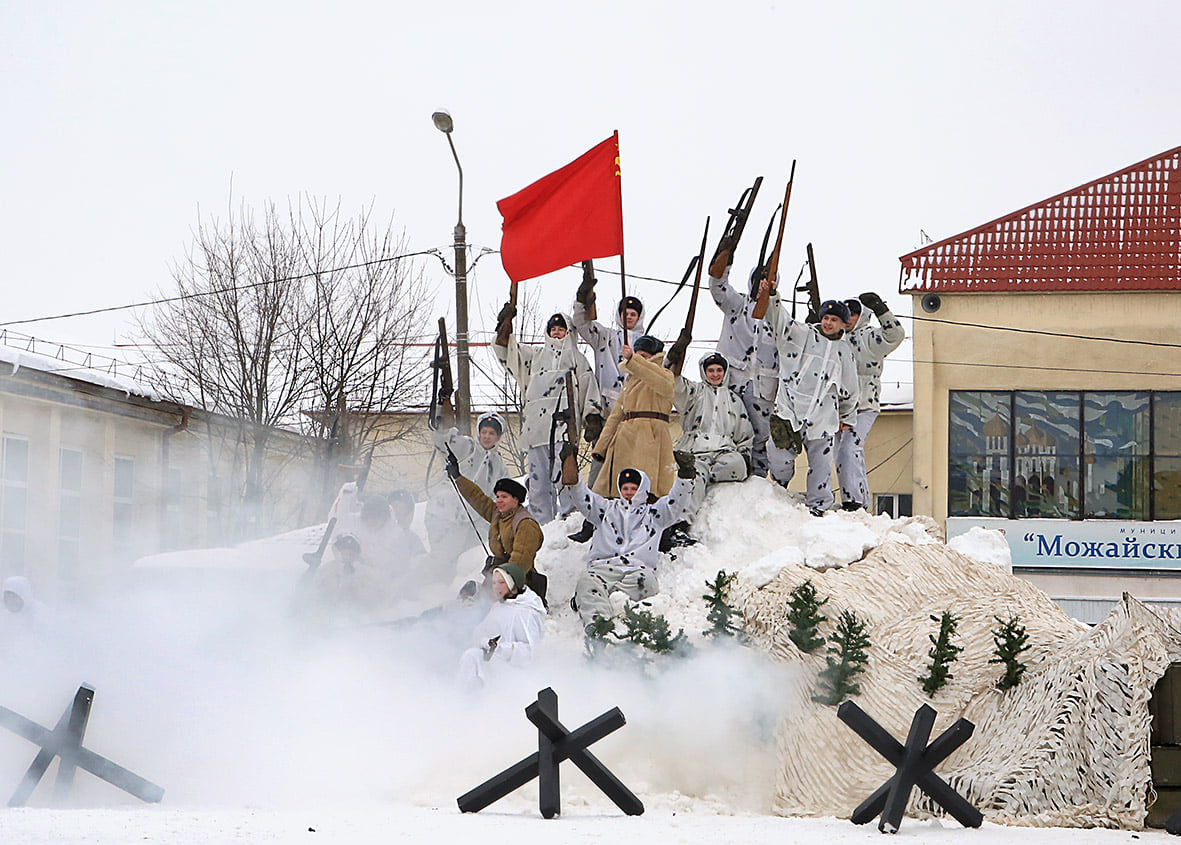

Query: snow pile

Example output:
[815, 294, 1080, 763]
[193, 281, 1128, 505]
[948, 525, 1013, 572]
[742, 538, 1179, 829]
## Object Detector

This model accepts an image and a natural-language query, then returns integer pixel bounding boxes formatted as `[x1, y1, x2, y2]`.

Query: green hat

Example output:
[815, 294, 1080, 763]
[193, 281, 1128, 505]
[494, 563, 527, 595]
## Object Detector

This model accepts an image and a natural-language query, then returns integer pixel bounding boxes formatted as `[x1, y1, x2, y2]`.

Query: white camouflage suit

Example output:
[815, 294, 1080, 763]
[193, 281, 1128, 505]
[571, 299, 645, 413]
[567, 471, 692, 626]
[456, 586, 547, 690]
[425, 412, 509, 566]
[495, 316, 603, 524]
[672, 353, 754, 519]
[763, 290, 859, 512]
[834, 307, 905, 508]
[709, 266, 779, 477]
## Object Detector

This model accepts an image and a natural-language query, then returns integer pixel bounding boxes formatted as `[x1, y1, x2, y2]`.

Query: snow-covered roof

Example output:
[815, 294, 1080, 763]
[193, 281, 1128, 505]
[0, 338, 160, 401]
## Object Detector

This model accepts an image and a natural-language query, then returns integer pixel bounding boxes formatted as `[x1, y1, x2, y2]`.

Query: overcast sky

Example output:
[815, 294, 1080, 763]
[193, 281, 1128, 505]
[3, 1, 1180, 392]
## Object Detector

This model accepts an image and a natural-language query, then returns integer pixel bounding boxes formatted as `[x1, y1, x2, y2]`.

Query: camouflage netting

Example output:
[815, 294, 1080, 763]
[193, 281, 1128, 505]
[740, 540, 1181, 829]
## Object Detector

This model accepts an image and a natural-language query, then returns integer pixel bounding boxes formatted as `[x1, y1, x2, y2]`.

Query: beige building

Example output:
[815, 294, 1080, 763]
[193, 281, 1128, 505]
[0, 339, 318, 600]
[898, 144, 1181, 618]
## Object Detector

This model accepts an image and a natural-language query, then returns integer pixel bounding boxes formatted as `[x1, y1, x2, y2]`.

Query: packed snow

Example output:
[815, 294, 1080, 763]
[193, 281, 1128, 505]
[0, 476, 1161, 843]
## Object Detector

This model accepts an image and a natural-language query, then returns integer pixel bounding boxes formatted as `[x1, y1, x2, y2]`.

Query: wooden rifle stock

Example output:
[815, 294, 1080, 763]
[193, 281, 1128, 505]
[674, 216, 710, 377]
[752, 161, 796, 321]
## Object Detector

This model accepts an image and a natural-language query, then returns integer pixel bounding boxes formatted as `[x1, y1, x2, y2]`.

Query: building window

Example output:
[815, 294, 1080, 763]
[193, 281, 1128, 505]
[876, 494, 913, 518]
[59, 448, 83, 579]
[949, 390, 1179, 520]
[113, 456, 134, 562]
[1, 436, 29, 571]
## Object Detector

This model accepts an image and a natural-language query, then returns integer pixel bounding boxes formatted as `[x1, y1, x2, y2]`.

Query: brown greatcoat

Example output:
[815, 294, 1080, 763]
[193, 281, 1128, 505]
[455, 476, 543, 573]
[592, 351, 676, 498]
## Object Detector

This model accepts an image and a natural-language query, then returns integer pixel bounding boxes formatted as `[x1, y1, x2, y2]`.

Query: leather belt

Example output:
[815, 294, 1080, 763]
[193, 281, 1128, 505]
[623, 411, 670, 422]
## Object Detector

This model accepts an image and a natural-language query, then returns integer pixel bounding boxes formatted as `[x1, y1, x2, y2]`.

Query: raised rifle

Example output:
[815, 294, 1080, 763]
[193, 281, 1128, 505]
[302, 446, 375, 573]
[671, 216, 710, 377]
[712, 177, 763, 262]
[751, 160, 796, 321]
[796, 243, 823, 323]
[428, 318, 455, 431]
[548, 372, 579, 483]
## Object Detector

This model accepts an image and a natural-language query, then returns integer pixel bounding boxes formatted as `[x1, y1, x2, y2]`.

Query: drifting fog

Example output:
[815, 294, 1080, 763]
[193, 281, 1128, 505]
[0, 487, 808, 813]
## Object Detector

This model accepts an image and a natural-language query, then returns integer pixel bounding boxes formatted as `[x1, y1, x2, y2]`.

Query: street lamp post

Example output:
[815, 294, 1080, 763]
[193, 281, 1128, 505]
[432, 109, 472, 436]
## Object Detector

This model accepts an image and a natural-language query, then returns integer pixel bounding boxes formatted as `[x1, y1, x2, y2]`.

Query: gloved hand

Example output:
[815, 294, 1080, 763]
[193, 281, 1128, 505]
[769, 416, 804, 453]
[576, 261, 598, 306]
[709, 235, 737, 278]
[482, 635, 500, 661]
[445, 447, 461, 481]
[583, 412, 604, 443]
[496, 301, 517, 326]
[859, 291, 889, 317]
[559, 442, 578, 463]
[673, 450, 698, 480]
[665, 327, 692, 370]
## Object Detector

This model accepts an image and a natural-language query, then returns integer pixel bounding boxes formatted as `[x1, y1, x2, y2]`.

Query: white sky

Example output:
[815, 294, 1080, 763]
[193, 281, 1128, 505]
[3, 1, 1180, 392]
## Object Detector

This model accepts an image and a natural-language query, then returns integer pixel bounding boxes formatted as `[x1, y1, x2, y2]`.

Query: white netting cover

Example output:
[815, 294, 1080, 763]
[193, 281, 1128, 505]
[740, 540, 1181, 829]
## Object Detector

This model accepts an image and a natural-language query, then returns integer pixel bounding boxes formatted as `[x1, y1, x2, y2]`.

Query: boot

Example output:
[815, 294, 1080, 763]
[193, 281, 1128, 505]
[568, 519, 594, 543]
[840, 500, 864, 512]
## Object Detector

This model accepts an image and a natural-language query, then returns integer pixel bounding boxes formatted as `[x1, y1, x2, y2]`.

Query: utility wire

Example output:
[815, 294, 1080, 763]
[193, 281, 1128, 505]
[900, 312, 1181, 350]
[0, 249, 441, 328]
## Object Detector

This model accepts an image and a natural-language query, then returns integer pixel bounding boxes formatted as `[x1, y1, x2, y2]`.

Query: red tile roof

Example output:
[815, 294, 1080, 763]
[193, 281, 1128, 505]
[899, 146, 1181, 293]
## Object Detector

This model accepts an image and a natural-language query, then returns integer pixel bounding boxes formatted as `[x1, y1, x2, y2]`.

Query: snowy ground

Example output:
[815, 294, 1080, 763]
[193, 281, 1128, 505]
[0, 477, 1167, 842]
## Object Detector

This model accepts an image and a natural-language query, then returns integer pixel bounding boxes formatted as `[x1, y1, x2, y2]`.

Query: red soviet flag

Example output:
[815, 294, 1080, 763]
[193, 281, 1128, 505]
[497, 132, 624, 284]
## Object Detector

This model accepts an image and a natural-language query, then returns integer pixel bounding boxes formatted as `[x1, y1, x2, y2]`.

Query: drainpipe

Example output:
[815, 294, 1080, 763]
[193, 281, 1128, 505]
[160, 406, 191, 550]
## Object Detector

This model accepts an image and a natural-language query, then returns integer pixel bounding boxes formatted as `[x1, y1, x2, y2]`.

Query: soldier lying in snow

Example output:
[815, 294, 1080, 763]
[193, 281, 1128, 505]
[561, 458, 695, 631]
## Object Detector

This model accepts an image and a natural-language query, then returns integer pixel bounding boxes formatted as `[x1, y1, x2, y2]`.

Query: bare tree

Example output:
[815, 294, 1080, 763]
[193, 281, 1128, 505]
[138, 196, 432, 539]
[293, 198, 431, 514]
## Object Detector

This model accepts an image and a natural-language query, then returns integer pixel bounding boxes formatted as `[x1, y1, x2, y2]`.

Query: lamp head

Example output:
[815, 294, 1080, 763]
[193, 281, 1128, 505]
[432, 109, 454, 134]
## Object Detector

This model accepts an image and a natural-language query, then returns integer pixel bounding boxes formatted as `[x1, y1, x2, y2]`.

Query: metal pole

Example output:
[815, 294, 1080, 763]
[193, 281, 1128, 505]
[444, 132, 472, 436]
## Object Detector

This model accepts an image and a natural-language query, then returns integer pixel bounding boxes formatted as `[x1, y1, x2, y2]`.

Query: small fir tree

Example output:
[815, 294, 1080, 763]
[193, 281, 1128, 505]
[812, 609, 871, 706]
[989, 614, 1030, 691]
[786, 579, 829, 654]
[919, 611, 964, 697]
[702, 569, 745, 638]
[617, 602, 691, 655]
[584, 614, 616, 658]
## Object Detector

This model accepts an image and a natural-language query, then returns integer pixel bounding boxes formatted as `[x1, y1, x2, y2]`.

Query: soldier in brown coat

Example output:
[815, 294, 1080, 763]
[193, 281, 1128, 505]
[591, 335, 676, 499]
[448, 453, 547, 600]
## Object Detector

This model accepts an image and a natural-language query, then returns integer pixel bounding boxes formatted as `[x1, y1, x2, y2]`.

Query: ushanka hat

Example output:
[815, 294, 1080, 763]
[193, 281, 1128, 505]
[843, 298, 862, 316]
[617, 468, 642, 488]
[545, 313, 567, 334]
[818, 299, 851, 323]
[618, 295, 643, 316]
[632, 335, 664, 355]
[493, 477, 527, 502]
[700, 352, 728, 372]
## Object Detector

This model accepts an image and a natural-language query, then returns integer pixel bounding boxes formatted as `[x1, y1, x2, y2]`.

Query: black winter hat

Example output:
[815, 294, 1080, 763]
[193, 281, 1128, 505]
[618, 468, 642, 489]
[700, 352, 728, 372]
[818, 299, 851, 323]
[333, 533, 361, 552]
[493, 477, 528, 503]
[632, 335, 664, 355]
[477, 413, 503, 436]
[843, 298, 862, 317]
[545, 313, 568, 335]
[618, 296, 643, 317]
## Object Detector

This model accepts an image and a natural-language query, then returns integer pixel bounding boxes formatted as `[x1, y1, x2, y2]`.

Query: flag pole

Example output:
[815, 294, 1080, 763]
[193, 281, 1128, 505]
[615, 131, 628, 347]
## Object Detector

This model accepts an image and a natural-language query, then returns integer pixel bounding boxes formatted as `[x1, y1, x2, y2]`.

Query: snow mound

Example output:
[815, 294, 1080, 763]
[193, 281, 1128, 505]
[742, 539, 1177, 829]
[948, 526, 1013, 572]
